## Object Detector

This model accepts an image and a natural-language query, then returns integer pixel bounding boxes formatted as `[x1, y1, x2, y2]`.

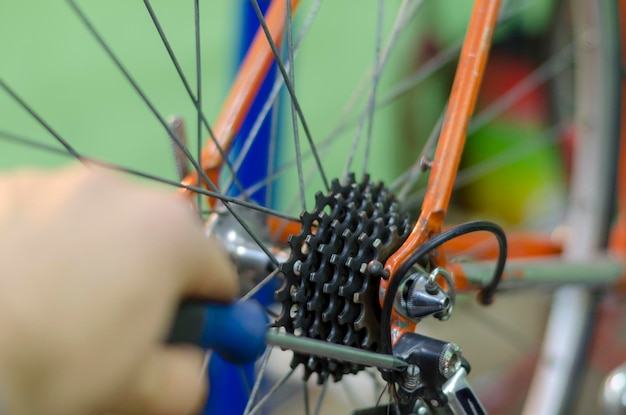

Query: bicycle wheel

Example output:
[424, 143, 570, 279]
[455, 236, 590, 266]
[0, 1, 623, 414]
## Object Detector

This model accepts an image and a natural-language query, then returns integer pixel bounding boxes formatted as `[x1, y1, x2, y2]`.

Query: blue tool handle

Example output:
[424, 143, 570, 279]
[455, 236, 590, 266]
[167, 300, 268, 364]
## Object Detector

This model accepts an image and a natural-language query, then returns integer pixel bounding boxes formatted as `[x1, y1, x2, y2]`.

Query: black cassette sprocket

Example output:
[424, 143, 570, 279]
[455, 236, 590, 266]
[275, 174, 410, 383]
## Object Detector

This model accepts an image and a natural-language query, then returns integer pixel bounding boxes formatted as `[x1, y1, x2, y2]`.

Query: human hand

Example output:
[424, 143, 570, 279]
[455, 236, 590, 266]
[0, 165, 238, 415]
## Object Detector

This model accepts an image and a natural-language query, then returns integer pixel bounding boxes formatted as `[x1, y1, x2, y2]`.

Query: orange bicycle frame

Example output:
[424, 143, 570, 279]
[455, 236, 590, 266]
[381, 0, 503, 342]
[180, 0, 299, 201]
[182, 0, 626, 344]
[183, 0, 502, 341]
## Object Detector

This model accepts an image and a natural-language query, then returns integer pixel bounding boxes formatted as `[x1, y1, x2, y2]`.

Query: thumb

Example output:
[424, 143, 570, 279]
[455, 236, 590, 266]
[111, 346, 209, 415]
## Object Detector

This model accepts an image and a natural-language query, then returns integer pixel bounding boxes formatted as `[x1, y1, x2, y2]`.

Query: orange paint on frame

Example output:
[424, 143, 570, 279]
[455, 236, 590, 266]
[382, 0, 503, 345]
[181, 0, 300, 204]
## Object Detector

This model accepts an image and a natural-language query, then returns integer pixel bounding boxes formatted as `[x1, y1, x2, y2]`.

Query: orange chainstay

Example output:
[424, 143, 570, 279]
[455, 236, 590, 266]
[381, 0, 503, 344]
[180, 0, 299, 203]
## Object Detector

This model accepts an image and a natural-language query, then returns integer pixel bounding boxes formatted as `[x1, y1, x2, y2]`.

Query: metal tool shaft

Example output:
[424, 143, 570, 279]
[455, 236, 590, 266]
[266, 332, 408, 371]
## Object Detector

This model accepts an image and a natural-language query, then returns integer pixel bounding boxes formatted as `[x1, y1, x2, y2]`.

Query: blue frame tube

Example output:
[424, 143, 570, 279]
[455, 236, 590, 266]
[203, 1, 276, 414]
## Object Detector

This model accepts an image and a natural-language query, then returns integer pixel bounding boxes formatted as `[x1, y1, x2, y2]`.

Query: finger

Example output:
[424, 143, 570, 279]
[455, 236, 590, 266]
[118, 182, 240, 303]
[56, 165, 241, 302]
[181, 235, 239, 302]
[110, 346, 209, 415]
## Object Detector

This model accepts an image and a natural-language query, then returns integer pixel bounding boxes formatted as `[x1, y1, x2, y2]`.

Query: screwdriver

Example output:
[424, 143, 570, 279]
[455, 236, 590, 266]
[168, 300, 408, 370]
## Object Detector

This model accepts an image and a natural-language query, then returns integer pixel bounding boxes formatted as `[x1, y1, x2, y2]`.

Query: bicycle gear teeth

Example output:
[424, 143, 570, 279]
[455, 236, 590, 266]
[275, 173, 410, 384]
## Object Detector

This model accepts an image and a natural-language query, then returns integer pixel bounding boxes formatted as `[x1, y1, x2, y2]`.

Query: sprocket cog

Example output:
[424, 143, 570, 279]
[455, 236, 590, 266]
[275, 173, 410, 383]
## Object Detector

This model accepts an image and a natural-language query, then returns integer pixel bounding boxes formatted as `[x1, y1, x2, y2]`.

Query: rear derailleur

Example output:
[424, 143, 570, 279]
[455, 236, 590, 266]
[356, 265, 487, 415]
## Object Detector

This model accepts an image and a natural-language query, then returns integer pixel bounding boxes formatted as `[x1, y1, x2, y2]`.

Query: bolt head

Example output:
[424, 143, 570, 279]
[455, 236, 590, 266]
[407, 364, 420, 377]
[367, 260, 383, 276]
[439, 343, 462, 378]
[293, 260, 302, 276]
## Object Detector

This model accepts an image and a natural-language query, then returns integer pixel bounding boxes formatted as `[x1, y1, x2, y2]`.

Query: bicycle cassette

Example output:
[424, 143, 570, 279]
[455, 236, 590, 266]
[275, 173, 410, 383]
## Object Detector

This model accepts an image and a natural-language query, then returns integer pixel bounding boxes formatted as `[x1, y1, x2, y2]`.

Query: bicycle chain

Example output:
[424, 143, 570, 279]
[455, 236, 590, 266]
[275, 174, 410, 383]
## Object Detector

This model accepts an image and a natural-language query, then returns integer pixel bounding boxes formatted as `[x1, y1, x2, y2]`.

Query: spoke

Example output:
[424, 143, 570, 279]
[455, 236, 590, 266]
[394, 43, 573, 201]
[240, 268, 281, 301]
[142, 0, 250, 200]
[324, 0, 525, 154]
[265, 80, 281, 208]
[0, 79, 83, 164]
[232, 136, 334, 210]
[468, 44, 573, 133]
[228, 0, 426, 207]
[312, 379, 329, 415]
[379, 38, 461, 111]
[223, 0, 323, 198]
[264, 0, 322, 211]
[343, 0, 391, 178]
[362, 0, 385, 176]
[343, 0, 424, 179]
[377, 0, 526, 111]
[278, 0, 526, 184]
[283, 154, 326, 217]
[285, 0, 306, 211]
[68, 0, 280, 266]
[323, 36, 457, 152]
[452, 123, 566, 190]
[394, 110, 444, 201]
[401, 123, 566, 210]
[194, 0, 202, 210]
[249, 0, 329, 192]
[243, 348, 273, 415]
[0, 129, 300, 223]
[261, 131, 333, 220]
[67, 0, 188, 164]
[246, 366, 296, 415]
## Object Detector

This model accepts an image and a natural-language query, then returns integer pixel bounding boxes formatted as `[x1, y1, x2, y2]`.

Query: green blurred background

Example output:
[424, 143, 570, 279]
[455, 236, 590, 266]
[0, 0, 560, 223]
